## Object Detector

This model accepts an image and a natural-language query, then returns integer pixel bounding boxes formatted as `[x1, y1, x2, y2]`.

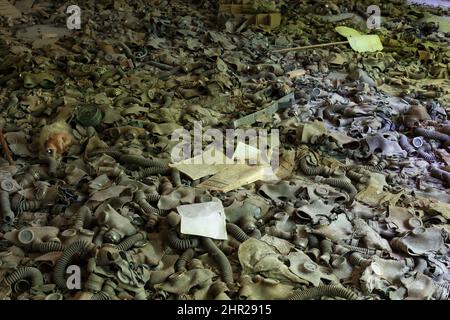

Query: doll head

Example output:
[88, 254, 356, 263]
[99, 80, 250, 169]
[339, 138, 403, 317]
[43, 131, 72, 158]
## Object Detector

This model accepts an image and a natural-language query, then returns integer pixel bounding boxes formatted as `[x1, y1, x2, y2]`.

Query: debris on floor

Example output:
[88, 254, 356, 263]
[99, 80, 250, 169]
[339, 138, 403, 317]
[0, 0, 449, 300]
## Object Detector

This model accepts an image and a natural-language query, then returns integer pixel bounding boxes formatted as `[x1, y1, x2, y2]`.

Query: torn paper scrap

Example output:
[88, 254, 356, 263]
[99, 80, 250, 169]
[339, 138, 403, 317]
[197, 164, 277, 193]
[177, 201, 227, 240]
[170, 162, 223, 181]
[170, 148, 232, 180]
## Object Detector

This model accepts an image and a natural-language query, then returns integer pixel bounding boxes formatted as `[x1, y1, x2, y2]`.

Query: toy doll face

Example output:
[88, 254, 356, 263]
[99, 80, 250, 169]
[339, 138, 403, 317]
[44, 143, 58, 158]
[44, 132, 72, 157]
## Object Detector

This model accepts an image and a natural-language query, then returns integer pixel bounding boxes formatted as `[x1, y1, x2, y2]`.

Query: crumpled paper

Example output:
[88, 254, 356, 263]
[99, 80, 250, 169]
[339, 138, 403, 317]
[177, 201, 227, 240]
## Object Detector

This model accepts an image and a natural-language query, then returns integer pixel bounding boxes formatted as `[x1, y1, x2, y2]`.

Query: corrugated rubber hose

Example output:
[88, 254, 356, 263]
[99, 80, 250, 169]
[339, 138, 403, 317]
[91, 291, 111, 300]
[13, 200, 41, 214]
[54, 240, 93, 289]
[134, 190, 161, 215]
[115, 231, 146, 251]
[289, 284, 357, 300]
[398, 134, 416, 155]
[73, 206, 92, 230]
[88, 149, 170, 170]
[0, 190, 15, 224]
[175, 248, 195, 272]
[146, 193, 161, 203]
[130, 165, 170, 179]
[415, 127, 450, 144]
[171, 168, 182, 187]
[31, 241, 65, 252]
[88, 149, 122, 159]
[299, 157, 332, 176]
[345, 169, 368, 184]
[315, 176, 357, 199]
[347, 252, 371, 267]
[366, 159, 388, 171]
[167, 230, 199, 250]
[342, 244, 377, 256]
[117, 154, 169, 167]
[430, 167, 450, 186]
[344, 160, 388, 174]
[417, 148, 435, 161]
[5, 267, 44, 288]
[200, 237, 233, 285]
[226, 223, 250, 242]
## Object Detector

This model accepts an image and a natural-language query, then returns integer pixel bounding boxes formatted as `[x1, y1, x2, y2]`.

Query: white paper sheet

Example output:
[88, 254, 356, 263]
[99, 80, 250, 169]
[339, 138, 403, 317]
[170, 148, 232, 180]
[177, 201, 227, 240]
[232, 141, 272, 165]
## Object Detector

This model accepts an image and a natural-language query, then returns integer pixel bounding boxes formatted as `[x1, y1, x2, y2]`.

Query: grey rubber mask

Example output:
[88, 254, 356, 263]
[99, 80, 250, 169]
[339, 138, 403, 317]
[364, 133, 407, 157]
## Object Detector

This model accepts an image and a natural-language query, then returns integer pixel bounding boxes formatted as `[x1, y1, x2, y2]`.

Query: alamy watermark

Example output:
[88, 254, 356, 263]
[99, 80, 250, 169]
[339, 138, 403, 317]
[367, 5, 381, 30]
[66, 5, 81, 30]
[170, 121, 280, 175]
[66, 265, 81, 290]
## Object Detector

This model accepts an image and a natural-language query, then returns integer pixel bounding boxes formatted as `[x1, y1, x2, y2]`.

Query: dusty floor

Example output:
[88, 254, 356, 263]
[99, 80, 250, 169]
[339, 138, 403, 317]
[0, 0, 449, 300]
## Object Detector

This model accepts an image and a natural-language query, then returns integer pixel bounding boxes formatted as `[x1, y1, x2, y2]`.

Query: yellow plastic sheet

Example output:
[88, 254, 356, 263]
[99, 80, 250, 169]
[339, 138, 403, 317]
[335, 26, 383, 53]
[348, 35, 383, 53]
